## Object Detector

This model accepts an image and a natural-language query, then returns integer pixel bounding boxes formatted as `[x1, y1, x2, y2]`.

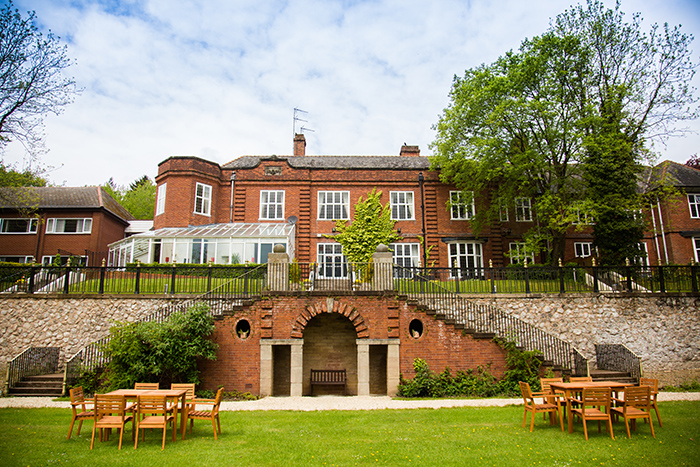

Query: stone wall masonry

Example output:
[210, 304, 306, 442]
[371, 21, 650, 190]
[468, 294, 700, 386]
[0, 296, 187, 389]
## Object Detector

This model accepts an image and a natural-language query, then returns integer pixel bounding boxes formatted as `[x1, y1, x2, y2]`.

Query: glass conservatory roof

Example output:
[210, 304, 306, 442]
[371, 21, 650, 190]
[110, 223, 295, 248]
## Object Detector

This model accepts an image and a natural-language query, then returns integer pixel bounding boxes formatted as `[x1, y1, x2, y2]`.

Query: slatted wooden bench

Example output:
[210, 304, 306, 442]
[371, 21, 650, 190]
[310, 369, 347, 395]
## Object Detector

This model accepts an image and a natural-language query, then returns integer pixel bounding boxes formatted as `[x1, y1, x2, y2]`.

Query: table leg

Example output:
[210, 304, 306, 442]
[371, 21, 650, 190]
[180, 394, 187, 440]
[566, 390, 573, 434]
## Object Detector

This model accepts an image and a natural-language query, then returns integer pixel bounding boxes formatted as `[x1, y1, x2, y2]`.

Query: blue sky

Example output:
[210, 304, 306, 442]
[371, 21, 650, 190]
[4, 0, 700, 187]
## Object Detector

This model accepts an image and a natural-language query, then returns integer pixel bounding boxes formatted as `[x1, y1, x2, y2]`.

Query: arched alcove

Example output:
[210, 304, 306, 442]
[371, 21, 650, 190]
[302, 313, 358, 395]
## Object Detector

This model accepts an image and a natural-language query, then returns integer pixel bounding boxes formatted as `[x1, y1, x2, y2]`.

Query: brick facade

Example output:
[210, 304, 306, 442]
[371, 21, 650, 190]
[197, 294, 508, 396]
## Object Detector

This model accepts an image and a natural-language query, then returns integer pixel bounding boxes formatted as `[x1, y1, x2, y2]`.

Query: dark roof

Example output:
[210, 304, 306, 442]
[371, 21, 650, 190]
[647, 160, 700, 190]
[0, 186, 135, 221]
[223, 155, 430, 170]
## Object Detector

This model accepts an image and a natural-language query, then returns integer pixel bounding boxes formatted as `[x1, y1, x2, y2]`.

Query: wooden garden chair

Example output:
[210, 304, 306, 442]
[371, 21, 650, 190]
[134, 382, 159, 390]
[570, 387, 614, 440]
[67, 386, 94, 439]
[90, 394, 134, 449]
[539, 377, 564, 419]
[188, 387, 224, 440]
[611, 385, 655, 438]
[639, 377, 662, 427]
[134, 395, 177, 450]
[519, 382, 563, 432]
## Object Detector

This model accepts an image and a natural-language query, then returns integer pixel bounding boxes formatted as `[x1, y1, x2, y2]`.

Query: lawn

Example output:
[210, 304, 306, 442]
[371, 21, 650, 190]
[0, 402, 698, 466]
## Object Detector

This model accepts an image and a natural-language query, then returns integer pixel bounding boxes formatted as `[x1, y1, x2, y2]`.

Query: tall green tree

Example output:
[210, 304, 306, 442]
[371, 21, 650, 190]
[554, 1, 697, 264]
[103, 176, 156, 220]
[330, 188, 401, 265]
[0, 1, 79, 153]
[432, 0, 697, 265]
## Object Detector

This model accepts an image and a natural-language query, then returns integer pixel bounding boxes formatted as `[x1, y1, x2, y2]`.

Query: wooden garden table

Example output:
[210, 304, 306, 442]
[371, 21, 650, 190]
[106, 388, 189, 439]
[549, 381, 631, 433]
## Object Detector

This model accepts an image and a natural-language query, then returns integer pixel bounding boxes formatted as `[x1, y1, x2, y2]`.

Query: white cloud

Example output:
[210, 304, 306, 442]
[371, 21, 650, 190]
[4, 0, 700, 186]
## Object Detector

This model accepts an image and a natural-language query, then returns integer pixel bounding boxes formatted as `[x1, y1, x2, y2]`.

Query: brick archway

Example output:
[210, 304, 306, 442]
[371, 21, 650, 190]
[290, 298, 368, 338]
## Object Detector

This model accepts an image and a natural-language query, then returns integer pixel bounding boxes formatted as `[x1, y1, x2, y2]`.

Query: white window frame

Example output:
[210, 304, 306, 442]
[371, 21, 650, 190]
[448, 242, 483, 279]
[0, 255, 34, 263]
[515, 198, 532, 222]
[318, 191, 350, 220]
[0, 218, 38, 234]
[259, 190, 285, 220]
[316, 243, 347, 278]
[45, 218, 92, 234]
[509, 242, 534, 264]
[156, 183, 167, 216]
[390, 191, 415, 220]
[574, 242, 593, 258]
[689, 194, 700, 218]
[194, 182, 212, 216]
[42, 255, 88, 266]
[449, 191, 474, 220]
[572, 206, 594, 225]
[499, 205, 509, 222]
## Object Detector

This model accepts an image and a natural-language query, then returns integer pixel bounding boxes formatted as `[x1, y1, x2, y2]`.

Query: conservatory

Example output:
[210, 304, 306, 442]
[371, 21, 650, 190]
[108, 223, 295, 267]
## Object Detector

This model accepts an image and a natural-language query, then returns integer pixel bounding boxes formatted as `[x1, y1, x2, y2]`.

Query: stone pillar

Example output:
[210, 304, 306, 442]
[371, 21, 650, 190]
[259, 341, 273, 396]
[290, 340, 304, 396]
[267, 244, 289, 291]
[356, 340, 370, 395]
[372, 244, 393, 291]
[387, 340, 400, 396]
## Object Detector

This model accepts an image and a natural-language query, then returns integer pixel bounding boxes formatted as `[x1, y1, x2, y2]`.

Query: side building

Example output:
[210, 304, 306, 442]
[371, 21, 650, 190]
[0, 186, 134, 266]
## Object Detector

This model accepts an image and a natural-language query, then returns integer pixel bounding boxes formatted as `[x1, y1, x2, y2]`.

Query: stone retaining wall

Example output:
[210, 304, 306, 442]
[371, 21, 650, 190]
[468, 294, 700, 386]
[1, 294, 698, 390]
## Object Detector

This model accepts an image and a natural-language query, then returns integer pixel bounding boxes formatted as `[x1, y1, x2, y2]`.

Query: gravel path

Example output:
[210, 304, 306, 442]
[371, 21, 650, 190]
[1, 392, 698, 411]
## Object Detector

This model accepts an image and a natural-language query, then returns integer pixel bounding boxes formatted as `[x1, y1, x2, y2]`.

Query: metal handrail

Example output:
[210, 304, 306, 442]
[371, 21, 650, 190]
[4, 346, 61, 394]
[395, 266, 588, 374]
[595, 343, 642, 383]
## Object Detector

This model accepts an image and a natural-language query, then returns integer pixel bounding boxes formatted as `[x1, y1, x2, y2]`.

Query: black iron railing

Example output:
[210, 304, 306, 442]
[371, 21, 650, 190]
[0, 263, 267, 295]
[395, 267, 588, 374]
[5, 346, 61, 394]
[2, 263, 699, 295]
[595, 343, 642, 383]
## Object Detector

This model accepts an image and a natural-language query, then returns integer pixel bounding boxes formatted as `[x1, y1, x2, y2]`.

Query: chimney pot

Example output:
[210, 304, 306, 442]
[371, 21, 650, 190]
[294, 133, 306, 156]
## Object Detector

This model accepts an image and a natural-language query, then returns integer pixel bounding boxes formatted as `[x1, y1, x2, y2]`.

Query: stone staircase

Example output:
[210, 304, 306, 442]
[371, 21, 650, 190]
[8, 373, 63, 397]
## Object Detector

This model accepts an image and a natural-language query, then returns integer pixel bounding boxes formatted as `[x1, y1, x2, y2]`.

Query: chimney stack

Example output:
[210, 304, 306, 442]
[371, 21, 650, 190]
[400, 144, 420, 157]
[294, 133, 306, 156]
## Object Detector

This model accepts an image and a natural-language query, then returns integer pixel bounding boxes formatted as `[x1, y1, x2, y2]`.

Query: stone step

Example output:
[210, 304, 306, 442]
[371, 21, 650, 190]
[8, 373, 63, 397]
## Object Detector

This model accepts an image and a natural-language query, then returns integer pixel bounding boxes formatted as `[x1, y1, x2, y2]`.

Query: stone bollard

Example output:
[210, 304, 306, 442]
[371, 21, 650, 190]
[267, 244, 289, 291]
[372, 244, 393, 291]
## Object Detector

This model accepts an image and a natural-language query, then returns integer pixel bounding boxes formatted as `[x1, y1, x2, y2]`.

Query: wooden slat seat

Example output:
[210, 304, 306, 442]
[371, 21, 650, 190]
[310, 369, 347, 395]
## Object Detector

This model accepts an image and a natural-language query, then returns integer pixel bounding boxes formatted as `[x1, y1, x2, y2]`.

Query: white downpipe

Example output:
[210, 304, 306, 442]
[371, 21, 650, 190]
[657, 198, 670, 265]
[649, 203, 662, 266]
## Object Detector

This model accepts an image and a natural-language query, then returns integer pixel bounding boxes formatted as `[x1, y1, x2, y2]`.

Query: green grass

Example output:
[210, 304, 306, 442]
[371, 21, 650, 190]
[1, 402, 698, 466]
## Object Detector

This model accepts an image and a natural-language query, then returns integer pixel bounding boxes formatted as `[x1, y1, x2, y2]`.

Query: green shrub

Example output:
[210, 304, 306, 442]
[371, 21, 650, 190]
[397, 359, 500, 398]
[663, 380, 700, 392]
[100, 302, 218, 390]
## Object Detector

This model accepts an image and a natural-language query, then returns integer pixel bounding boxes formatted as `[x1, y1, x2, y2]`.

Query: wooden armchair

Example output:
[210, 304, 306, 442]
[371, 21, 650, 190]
[67, 386, 94, 440]
[188, 387, 224, 440]
[90, 394, 134, 449]
[134, 395, 177, 450]
[639, 377, 662, 427]
[570, 387, 614, 440]
[519, 382, 563, 432]
[539, 377, 564, 419]
[611, 385, 655, 438]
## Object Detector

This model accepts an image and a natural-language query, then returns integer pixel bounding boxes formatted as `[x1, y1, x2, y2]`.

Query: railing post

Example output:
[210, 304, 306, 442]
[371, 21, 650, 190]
[243, 263, 249, 294]
[453, 260, 460, 294]
[63, 258, 71, 294]
[524, 258, 530, 294]
[134, 261, 141, 294]
[625, 258, 632, 292]
[692, 262, 698, 294]
[658, 265, 666, 293]
[170, 262, 177, 294]
[592, 258, 599, 293]
[28, 263, 36, 294]
[558, 258, 565, 294]
[207, 262, 213, 292]
[99, 259, 106, 294]
[489, 259, 495, 294]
